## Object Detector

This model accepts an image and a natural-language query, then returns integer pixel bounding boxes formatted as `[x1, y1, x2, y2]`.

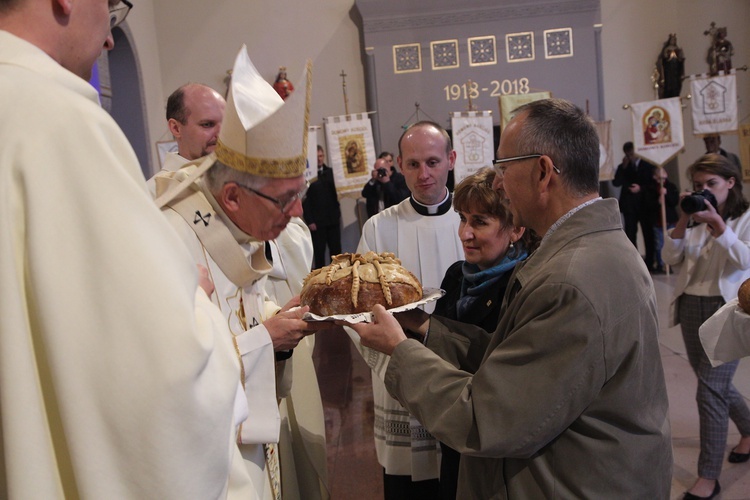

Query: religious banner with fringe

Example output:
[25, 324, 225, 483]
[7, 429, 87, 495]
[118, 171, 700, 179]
[304, 126, 319, 183]
[630, 97, 684, 166]
[595, 119, 615, 181]
[498, 91, 551, 131]
[324, 113, 376, 197]
[690, 71, 738, 135]
[451, 110, 494, 184]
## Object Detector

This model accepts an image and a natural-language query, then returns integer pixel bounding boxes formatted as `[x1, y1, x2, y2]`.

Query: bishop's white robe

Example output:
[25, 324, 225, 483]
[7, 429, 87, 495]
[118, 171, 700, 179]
[265, 220, 330, 500]
[146, 151, 190, 197]
[351, 198, 463, 480]
[154, 152, 328, 499]
[0, 30, 252, 498]
[160, 172, 286, 500]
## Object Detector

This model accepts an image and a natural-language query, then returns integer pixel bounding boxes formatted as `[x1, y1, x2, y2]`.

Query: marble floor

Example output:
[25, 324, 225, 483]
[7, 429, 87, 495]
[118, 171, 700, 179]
[312, 270, 750, 499]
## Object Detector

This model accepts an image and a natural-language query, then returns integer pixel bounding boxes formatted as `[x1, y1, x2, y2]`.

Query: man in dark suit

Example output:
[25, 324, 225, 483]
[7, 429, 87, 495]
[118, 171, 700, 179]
[613, 141, 658, 271]
[361, 153, 411, 219]
[704, 134, 743, 173]
[303, 145, 341, 268]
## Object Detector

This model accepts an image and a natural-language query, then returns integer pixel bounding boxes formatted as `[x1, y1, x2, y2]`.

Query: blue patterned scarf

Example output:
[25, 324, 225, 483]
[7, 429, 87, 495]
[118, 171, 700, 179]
[456, 247, 527, 320]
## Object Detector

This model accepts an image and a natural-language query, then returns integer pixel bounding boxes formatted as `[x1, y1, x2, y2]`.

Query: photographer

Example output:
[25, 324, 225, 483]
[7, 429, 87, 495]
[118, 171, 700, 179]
[663, 153, 750, 499]
[361, 157, 410, 219]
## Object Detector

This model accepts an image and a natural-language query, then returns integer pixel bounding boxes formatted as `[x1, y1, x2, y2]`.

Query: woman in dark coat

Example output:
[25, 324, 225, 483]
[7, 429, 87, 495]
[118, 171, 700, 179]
[433, 167, 537, 499]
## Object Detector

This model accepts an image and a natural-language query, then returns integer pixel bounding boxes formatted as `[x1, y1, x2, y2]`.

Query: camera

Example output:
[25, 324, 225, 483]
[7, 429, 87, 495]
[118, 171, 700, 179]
[680, 189, 718, 214]
[377, 167, 387, 178]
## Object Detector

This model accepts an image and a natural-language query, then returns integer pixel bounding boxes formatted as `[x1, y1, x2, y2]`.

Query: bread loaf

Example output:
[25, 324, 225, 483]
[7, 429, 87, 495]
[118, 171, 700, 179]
[300, 252, 422, 316]
[739, 277, 750, 314]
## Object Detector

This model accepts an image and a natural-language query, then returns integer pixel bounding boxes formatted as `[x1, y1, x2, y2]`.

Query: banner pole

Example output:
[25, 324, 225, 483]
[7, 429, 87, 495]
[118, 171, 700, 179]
[659, 170, 669, 276]
[340, 70, 350, 116]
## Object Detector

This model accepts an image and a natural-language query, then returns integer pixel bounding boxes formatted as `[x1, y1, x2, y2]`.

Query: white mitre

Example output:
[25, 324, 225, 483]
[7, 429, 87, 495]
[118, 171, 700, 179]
[216, 45, 312, 178]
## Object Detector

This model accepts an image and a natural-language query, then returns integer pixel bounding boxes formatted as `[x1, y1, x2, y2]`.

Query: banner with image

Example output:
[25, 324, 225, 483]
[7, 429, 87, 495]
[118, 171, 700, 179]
[451, 110, 494, 184]
[690, 72, 738, 135]
[305, 126, 319, 183]
[498, 91, 551, 131]
[595, 120, 615, 181]
[630, 97, 684, 166]
[324, 113, 376, 197]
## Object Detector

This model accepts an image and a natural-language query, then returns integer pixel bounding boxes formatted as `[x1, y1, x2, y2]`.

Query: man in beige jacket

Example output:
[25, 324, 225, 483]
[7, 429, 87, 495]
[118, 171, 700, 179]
[351, 99, 673, 499]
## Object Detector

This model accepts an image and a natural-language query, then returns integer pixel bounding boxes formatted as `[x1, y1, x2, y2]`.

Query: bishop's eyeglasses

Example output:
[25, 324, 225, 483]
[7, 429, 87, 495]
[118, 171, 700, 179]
[236, 181, 309, 214]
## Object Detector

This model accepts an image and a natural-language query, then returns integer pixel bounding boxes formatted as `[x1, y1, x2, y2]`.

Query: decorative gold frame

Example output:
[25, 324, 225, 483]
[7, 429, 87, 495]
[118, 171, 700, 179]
[544, 28, 574, 59]
[505, 32, 535, 63]
[393, 43, 422, 74]
[430, 39, 460, 70]
[468, 36, 497, 67]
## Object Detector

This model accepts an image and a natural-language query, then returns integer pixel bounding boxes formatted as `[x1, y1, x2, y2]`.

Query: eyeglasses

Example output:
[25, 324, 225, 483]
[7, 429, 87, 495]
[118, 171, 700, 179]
[236, 181, 309, 214]
[109, 0, 133, 29]
[492, 154, 561, 176]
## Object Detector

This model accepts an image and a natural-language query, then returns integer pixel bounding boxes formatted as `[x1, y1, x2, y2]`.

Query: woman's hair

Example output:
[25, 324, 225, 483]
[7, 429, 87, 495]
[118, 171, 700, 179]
[687, 153, 748, 220]
[453, 168, 512, 227]
[453, 168, 540, 253]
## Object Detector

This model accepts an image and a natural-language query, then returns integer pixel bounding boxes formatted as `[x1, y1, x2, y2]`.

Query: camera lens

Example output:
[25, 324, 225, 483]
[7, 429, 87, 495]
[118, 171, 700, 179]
[680, 189, 718, 214]
[680, 194, 706, 214]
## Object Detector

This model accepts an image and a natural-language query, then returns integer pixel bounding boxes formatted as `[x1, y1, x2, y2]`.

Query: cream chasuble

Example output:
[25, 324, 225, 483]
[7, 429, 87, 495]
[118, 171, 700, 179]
[0, 30, 251, 498]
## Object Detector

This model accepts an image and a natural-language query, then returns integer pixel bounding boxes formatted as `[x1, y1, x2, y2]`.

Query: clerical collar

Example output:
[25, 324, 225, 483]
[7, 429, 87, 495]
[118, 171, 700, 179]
[409, 188, 452, 216]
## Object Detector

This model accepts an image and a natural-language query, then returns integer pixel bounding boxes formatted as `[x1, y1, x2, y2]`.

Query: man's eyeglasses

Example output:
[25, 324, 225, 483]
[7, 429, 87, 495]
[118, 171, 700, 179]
[236, 181, 309, 214]
[492, 154, 561, 176]
[109, 0, 133, 29]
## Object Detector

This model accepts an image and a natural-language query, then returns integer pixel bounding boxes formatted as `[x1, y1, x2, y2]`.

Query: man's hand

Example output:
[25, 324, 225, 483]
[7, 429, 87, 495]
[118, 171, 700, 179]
[264, 305, 335, 351]
[308, 223, 318, 231]
[628, 183, 641, 194]
[348, 305, 408, 355]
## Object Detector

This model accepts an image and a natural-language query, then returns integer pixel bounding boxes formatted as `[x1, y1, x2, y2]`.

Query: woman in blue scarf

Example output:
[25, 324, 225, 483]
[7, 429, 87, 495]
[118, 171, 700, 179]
[434, 167, 537, 499]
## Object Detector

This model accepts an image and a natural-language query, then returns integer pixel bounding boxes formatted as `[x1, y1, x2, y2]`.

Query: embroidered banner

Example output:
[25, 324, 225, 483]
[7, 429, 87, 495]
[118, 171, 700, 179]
[630, 97, 684, 166]
[740, 124, 750, 182]
[305, 126, 318, 183]
[450, 110, 494, 184]
[595, 120, 614, 181]
[690, 72, 738, 135]
[498, 91, 551, 131]
[324, 113, 376, 197]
